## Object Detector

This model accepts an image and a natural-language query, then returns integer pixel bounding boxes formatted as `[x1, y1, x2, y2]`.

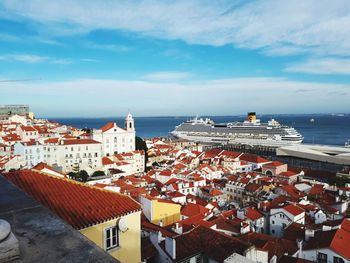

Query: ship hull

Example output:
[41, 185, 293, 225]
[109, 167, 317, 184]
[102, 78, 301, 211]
[171, 132, 303, 147]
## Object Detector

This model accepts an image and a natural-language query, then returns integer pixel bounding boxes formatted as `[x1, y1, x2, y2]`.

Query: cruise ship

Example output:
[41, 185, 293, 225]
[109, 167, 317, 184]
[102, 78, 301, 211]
[171, 112, 303, 147]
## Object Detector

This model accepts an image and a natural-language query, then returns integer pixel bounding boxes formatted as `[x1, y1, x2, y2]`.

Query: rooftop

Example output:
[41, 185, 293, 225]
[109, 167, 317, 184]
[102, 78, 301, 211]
[1, 170, 141, 230]
[0, 176, 117, 262]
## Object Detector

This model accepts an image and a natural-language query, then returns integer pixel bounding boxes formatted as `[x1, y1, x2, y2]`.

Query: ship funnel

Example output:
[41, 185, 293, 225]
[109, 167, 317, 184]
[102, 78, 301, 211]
[247, 112, 257, 122]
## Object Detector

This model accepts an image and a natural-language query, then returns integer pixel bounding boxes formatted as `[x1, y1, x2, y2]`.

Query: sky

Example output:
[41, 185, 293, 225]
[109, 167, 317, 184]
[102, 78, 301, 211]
[0, 0, 350, 117]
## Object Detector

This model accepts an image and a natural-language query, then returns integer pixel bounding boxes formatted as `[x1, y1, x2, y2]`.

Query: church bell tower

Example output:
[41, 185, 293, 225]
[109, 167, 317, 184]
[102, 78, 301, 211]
[125, 112, 135, 131]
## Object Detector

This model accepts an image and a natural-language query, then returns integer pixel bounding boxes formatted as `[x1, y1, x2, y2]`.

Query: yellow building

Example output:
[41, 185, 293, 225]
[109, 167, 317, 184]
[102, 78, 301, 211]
[3, 170, 142, 263]
[80, 211, 141, 263]
[140, 195, 181, 226]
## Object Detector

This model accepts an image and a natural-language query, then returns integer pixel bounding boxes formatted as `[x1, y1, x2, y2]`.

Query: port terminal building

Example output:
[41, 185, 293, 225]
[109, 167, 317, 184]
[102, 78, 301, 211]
[276, 144, 350, 165]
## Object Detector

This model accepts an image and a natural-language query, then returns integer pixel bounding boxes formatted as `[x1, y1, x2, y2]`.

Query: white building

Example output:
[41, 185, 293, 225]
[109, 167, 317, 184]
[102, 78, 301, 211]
[93, 113, 135, 156]
[14, 141, 44, 168]
[16, 125, 39, 142]
[60, 139, 103, 173]
[299, 224, 350, 263]
[15, 138, 103, 173]
[269, 204, 305, 237]
[9, 114, 30, 126]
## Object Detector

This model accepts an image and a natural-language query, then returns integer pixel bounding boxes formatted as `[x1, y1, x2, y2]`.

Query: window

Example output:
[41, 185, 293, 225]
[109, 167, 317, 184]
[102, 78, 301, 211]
[318, 252, 327, 263]
[334, 256, 344, 263]
[105, 226, 119, 250]
[271, 229, 275, 234]
[272, 220, 275, 224]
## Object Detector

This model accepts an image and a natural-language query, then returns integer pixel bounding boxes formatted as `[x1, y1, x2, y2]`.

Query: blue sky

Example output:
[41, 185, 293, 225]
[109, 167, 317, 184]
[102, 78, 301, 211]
[0, 0, 350, 117]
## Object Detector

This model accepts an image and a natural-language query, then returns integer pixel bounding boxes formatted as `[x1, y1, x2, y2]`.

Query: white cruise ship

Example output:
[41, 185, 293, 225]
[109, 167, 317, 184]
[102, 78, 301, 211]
[170, 112, 303, 147]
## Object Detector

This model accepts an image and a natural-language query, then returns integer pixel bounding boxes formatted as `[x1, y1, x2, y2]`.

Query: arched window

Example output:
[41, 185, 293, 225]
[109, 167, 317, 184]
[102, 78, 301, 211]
[265, 170, 273, 176]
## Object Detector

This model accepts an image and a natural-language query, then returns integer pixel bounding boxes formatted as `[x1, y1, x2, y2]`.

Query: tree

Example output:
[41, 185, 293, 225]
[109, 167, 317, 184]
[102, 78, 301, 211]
[135, 136, 148, 171]
[92, 170, 105, 177]
[82, 127, 92, 134]
[68, 171, 76, 180]
[78, 170, 89, 182]
[70, 170, 89, 182]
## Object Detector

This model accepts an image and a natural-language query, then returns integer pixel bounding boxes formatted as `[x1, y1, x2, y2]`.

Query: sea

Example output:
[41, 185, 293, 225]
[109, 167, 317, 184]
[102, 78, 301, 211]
[51, 114, 350, 146]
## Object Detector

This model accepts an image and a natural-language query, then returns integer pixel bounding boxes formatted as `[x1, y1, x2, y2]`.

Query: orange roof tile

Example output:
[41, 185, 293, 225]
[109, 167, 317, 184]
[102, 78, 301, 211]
[284, 204, 304, 216]
[102, 156, 114, 165]
[100, 122, 115, 132]
[62, 139, 100, 145]
[263, 161, 285, 167]
[2, 170, 141, 229]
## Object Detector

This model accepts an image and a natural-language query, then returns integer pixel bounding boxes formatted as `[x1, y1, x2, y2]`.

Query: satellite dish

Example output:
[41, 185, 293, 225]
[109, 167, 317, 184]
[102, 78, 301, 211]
[118, 218, 128, 233]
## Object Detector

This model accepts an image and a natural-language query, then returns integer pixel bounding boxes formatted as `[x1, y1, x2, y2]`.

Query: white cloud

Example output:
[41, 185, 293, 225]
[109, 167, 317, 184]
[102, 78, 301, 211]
[85, 42, 133, 52]
[0, 54, 49, 63]
[0, 77, 348, 117]
[285, 58, 350, 75]
[1, 0, 350, 57]
[143, 71, 192, 81]
[80, 58, 100, 63]
[0, 53, 75, 64]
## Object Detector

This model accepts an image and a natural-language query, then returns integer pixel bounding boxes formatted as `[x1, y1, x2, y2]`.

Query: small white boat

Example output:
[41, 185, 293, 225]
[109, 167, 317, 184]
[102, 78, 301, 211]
[310, 118, 315, 123]
[346, 140, 350, 148]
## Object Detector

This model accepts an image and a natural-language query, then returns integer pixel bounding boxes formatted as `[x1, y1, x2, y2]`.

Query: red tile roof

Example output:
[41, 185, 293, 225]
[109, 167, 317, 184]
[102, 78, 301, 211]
[159, 169, 172, 176]
[263, 161, 285, 167]
[62, 139, 100, 145]
[21, 126, 37, 132]
[32, 162, 66, 177]
[279, 171, 297, 177]
[102, 156, 114, 165]
[2, 170, 141, 229]
[239, 153, 270, 164]
[181, 203, 210, 218]
[100, 122, 115, 132]
[44, 138, 59, 144]
[283, 204, 304, 216]
[2, 134, 21, 142]
[245, 207, 263, 220]
[240, 232, 298, 260]
[172, 225, 252, 262]
[305, 229, 350, 260]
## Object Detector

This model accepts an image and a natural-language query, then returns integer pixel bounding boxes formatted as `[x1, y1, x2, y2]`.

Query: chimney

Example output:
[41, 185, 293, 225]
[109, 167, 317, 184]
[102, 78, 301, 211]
[174, 222, 182, 234]
[237, 209, 245, 220]
[305, 228, 314, 241]
[269, 255, 277, 263]
[296, 239, 303, 258]
[165, 237, 176, 260]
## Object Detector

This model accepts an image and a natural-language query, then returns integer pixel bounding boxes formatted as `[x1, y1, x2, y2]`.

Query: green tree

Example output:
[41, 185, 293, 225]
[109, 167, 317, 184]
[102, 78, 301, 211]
[78, 170, 89, 182]
[92, 170, 105, 177]
[68, 171, 77, 180]
[135, 136, 148, 171]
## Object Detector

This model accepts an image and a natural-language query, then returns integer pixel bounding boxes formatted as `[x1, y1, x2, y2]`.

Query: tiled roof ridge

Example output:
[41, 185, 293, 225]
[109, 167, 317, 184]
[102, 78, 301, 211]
[37, 169, 142, 210]
[3, 169, 142, 229]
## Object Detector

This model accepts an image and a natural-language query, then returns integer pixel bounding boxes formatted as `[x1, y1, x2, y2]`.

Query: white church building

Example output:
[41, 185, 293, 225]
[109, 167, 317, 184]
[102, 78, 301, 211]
[92, 113, 136, 156]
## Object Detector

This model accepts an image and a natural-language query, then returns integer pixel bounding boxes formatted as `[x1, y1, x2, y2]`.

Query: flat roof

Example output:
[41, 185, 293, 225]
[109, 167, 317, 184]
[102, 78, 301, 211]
[277, 144, 350, 165]
[0, 176, 118, 263]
